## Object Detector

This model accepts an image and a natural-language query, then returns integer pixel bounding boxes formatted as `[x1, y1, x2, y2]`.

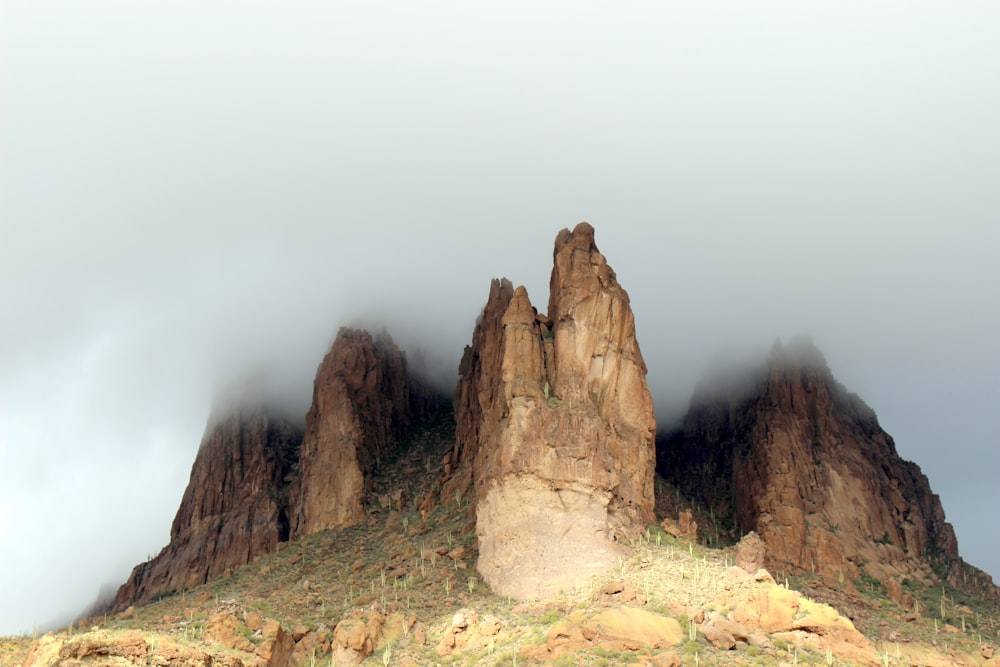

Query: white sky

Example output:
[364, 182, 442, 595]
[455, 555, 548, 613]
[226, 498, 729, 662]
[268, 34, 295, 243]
[2, 1, 998, 634]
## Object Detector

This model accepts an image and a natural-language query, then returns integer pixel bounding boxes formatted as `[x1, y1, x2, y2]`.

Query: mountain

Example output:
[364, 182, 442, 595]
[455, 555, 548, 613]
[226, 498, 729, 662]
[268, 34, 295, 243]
[657, 335, 997, 603]
[112, 400, 304, 610]
[111, 328, 438, 612]
[23, 224, 994, 667]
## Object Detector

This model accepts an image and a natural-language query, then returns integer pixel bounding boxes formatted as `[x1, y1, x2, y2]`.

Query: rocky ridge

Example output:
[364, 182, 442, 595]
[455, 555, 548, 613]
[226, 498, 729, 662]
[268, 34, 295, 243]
[657, 336, 996, 601]
[112, 327, 437, 612]
[113, 401, 303, 611]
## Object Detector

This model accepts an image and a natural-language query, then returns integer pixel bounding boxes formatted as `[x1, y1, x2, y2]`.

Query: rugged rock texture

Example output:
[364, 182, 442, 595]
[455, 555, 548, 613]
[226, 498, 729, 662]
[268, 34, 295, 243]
[289, 328, 438, 538]
[449, 222, 657, 599]
[658, 336, 995, 595]
[114, 402, 303, 610]
[112, 327, 438, 612]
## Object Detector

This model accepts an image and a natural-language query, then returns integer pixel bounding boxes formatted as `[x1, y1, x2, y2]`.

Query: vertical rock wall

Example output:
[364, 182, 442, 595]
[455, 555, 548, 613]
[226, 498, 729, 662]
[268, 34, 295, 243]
[453, 223, 657, 599]
[288, 328, 438, 538]
[658, 337, 981, 593]
[114, 405, 303, 609]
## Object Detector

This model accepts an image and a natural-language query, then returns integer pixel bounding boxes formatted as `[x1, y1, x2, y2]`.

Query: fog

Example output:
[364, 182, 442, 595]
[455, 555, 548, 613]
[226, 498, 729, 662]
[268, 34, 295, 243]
[2, 1, 998, 635]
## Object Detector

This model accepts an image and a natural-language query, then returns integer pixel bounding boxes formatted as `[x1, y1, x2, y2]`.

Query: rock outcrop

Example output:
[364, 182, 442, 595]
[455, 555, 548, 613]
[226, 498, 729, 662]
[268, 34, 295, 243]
[289, 328, 438, 538]
[449, 222, 657, 598]
[658, 336, 995, 595]
[114, 400, 304, 610]
[112, 327, 438, 611]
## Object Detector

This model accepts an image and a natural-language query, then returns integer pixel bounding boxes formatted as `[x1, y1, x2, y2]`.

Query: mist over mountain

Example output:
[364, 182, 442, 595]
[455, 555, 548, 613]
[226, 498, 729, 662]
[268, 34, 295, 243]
[2, 0, 998, 637]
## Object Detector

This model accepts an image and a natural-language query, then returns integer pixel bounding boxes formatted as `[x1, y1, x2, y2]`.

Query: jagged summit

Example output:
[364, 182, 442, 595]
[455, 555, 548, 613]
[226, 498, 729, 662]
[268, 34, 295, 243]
[436, 222, 656, 599]
[658, 336, 995, 604]
[288, 327, 439, 538]
[112, 326, 439, 612]
[113, 399, 304, 610]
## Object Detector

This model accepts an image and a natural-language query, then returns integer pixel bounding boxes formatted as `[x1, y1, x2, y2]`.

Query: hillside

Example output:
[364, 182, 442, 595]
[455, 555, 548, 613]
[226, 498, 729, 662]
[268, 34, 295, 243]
[5, 408, 998, 667]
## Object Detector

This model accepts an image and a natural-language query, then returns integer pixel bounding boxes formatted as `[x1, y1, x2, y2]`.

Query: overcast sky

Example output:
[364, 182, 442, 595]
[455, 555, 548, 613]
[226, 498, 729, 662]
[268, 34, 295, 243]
[2, 1, 998, 635]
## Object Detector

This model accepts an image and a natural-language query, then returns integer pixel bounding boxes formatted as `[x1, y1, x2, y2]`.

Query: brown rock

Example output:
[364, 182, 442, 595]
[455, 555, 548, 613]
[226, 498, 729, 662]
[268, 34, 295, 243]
[113, 400, 304, 610]
[289, 328, 438, 538]
[257, 622, 295, 667]
[203, 612, 255, 653]
[452, 224, 656, 599]
[648, 651, 683, 667]
[332, 618, 372, 666]
[331, 607, 385, 667]
[21, 631, 154, 667]
[657, 336, 994, 594]
[699, 621, 736, 650]
[660, 511, 698, 540]
[290, 626, 332, 667]
[291, 624, 309, 642]
[245, 611, 263, 632]
[735, 531, 767, 574]
[733, 584, 799, 633]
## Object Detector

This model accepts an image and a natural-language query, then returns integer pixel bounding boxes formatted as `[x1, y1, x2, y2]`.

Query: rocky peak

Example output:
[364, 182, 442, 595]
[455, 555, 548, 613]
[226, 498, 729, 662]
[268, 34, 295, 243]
[288, 327, 438, 538]
[658, 337, 994, 598]
[448, 222, 656, 599]
[113, 326, 438, 611]
[114, 400, 304, 610]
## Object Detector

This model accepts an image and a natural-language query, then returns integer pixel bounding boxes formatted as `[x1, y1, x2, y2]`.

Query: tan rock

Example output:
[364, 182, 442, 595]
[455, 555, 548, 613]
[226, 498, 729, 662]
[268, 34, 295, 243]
[453, 224, 656, 599]
[291, 624, 309, 642]
[289, 626, 332, 667]
[699, 621, 736, 650]
[542, 607, 683, 660]
[735, 531, 767, 574]
[647, 651, 683, 667]
[203, 612, 255, 653]
[257, 622, 294, 667]
[733, 584, 799, 633]
[587, 608, 683, 650]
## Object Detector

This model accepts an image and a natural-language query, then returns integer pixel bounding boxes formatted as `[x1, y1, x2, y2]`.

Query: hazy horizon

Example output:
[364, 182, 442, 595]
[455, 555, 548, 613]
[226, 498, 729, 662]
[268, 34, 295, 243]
[2, 0, 997, 635]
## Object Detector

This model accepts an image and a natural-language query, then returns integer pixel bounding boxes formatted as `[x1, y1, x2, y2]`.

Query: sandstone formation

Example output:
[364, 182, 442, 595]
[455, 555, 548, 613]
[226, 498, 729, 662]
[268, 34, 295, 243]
[113, 401, 303, 610]
[449, 222, 657, 598]
[658, 336, 995, 595]
[289, 328, 438, 538]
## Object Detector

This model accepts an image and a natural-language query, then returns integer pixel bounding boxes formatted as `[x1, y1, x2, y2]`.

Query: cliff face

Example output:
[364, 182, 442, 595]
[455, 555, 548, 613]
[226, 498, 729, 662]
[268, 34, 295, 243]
[114, 327, 438, 610]
[288, 328, 438, 538]
[658, 337, 981, 593]
[450, 223, 656, 599]
[114, 405, 303, 609]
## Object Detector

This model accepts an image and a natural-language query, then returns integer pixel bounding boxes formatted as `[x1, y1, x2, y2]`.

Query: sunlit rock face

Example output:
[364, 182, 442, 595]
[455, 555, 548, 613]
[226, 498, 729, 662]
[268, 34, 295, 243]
[658, 337, 996, 597]
[451, 223, 657, 599]
[114, 402, 303, 610]
[288, 327, 438, 538]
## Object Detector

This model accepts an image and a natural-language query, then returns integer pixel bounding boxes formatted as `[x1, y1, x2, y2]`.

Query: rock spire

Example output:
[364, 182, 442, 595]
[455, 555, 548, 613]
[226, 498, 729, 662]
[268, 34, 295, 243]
[449, 222, 657, 598]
